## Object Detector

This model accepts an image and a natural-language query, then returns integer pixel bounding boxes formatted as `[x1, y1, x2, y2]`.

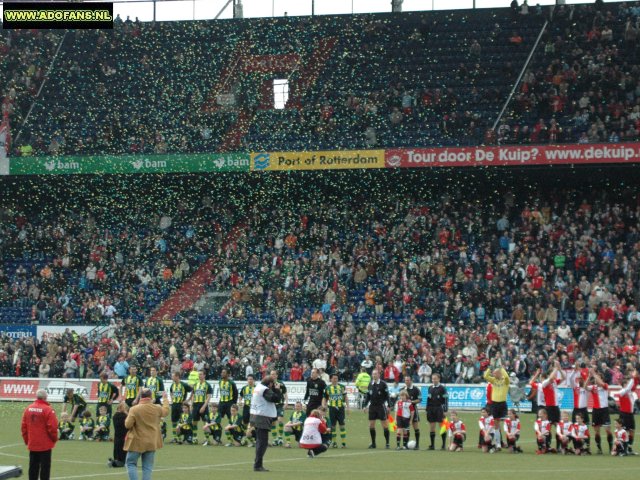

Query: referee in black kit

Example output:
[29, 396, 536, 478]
[362, 369, 391, 449]
[426, 373, 448, 450]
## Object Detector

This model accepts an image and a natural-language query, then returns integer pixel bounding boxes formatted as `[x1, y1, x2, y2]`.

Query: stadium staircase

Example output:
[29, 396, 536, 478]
[149, 222, 246, 322]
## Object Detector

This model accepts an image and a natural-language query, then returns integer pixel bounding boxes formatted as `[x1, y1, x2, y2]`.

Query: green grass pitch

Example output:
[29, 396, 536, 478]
[0, 402, 638, 480]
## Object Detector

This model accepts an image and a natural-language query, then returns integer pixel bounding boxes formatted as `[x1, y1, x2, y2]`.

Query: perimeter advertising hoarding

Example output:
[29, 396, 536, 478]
[2, 379, 636, 412]
[385, 143, 640, 168]
[251, 150, 385, 171]
[10, 153, 250, 175]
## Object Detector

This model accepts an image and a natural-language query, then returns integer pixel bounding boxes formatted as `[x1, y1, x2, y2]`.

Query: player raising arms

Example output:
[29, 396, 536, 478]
[483, 366, 509, 450]
[557, 411, 574, 454]
[325, 373, 348, 448]
[284, 402, 306, 448]
[504, 409, 522, 453]
[395, 390, 415, 450]
[572, 366, 590, 424]
[403, 376, 422, 450]
[534, 408, 552, 454]
[587, 368, 613, 454]
[617, 368, 638, 454]
[571, 413, 591, 455]
[478, 407, 495, 453]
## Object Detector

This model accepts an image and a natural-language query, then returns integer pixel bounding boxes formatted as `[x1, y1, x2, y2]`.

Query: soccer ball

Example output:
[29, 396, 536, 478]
[407, 440, 416, 449]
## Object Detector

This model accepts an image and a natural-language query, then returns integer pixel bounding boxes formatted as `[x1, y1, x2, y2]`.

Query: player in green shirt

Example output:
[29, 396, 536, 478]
[176, 403, 194, 444]
[93, 405, 111, 441]
[191, 370, 213, 443]
[63, 388, 87, 422]
[218, 369, 238, 422]
[223, 405, 246, 446]
[144, 367, 165, 405]
[325, 373, 348, 448]
[283, 401, 306, 448]
[202, 403, 223, 446]
[169, 372, 193, 443]
[79, 410, 95, 440]
[239, 375, 255, 428]
[121, 365, 142, 407]
[58, 413, 75, 440]
[270, 369, 288, 446]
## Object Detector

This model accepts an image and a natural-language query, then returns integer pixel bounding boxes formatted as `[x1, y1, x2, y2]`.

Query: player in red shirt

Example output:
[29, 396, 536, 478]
[587, 369, 613, 454]
[571, 367, 590, 425]
[534, 361, 565, 450]
[503, 409, 522, 453]
[395, 391, 415, 450]
[534, 408, 553, 454]
[478, 407, 495, 453]
[617, 368, 638, 454]
[447, 411, 466, 452]
[556, 411, 574, 454]
[612, 418, 629, 457]
[571, 413, 591, 455]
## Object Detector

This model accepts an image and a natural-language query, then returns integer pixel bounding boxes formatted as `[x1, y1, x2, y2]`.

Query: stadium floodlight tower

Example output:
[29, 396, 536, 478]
[392, 0, 403, 12]
[233, 0, 244, 18]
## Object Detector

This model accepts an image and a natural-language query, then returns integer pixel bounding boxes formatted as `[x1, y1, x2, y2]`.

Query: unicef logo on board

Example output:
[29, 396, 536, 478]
[470, 389, 484, 400]
[254, 153, 270, 170]
[387, 155, 401, 167]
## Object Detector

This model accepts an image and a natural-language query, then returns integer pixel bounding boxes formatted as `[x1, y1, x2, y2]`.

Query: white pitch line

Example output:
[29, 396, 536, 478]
[0, 451, 103, 465]
[51, 451, 379, 480]
[0, 443, 21, 450]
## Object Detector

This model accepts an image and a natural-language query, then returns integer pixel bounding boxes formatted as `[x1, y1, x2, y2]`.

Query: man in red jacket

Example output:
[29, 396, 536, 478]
[21, 389, 58, 480]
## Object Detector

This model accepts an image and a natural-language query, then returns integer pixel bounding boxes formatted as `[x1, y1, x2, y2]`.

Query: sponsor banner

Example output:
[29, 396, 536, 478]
[386, 142, 640, 168]
[0, 325, 36, 339]
[251, 150, 385, 171]
[10, 153, 250, 175]
[3, 379, 635, 411]
[36, 325, 95, 341]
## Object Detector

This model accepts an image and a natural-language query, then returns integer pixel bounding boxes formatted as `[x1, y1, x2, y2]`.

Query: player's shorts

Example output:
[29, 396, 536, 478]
[453, 433, 465, 446]
[572, 407, 589, 425]
[592, 407, 611, 427]
[368, 405, 388, 421]
[546, 406, 560, 424]
[572, 438, 586, 449]
[426, 406, 444, 423]
[192, 403, 208, 422]
[219, 402, 233, 420]
[619, 412, 635, 431]
[329, 407, 346, 426]
[276, 405, 285, 418]
[74, 405, 86, 420]
[171, 404, 182, 423]
[412, 409, 420, 423]
[243, 405, 251, 424]
[396, 417, 411, 429]
[125, 398, 136, 408]
[491, 401, 508, 420]
[231, 431, 245, 443]
[292, 429, 302, 442]
[306, 402, 322, 417]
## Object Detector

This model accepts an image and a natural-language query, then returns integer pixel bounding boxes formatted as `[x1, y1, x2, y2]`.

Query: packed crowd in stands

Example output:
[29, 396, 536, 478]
[1, 172, 640, 383]
[3, 2, 640, 155]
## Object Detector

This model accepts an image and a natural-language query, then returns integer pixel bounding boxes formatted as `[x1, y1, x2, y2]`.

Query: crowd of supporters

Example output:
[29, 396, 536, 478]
[3, 2, 640, 155]
[1, 170, 639, 384]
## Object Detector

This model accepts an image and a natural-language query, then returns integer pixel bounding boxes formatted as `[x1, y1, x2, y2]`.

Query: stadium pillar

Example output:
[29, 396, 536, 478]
[312, 0, 315, 16]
